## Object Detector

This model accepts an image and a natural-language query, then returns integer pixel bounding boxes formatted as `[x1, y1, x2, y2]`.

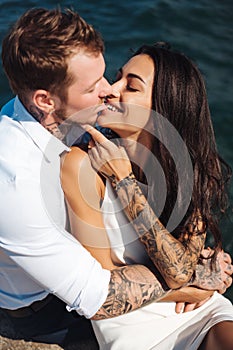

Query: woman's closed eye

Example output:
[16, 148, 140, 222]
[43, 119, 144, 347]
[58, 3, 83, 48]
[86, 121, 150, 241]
[126, 84, 139, 92]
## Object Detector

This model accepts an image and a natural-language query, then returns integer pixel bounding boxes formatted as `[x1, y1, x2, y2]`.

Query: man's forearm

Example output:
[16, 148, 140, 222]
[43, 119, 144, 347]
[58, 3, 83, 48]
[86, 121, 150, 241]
[93, 263, 216, 320]
[92, 264, 170, 320]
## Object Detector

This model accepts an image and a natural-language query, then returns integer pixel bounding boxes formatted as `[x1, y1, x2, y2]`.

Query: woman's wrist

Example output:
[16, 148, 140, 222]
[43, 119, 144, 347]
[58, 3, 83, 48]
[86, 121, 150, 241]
[109, 171, 136, 190]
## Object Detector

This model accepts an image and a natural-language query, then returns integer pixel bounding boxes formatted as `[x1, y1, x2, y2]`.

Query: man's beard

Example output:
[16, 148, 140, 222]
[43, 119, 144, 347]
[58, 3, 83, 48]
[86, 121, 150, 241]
[52, 107, 84, 144]
[54, 106, 68, 122]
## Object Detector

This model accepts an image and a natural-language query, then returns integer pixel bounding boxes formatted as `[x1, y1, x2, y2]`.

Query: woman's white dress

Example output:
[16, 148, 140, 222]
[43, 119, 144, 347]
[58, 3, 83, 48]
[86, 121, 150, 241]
[91, 181, 233, 350]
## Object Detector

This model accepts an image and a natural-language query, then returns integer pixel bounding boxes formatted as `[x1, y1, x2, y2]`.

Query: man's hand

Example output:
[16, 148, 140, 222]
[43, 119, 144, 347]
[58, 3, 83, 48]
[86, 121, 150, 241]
[175, 297, 212, 313]
[191, 248, 233, 294]
[176, 297, 212, 313]
[160, 286, 213, 313]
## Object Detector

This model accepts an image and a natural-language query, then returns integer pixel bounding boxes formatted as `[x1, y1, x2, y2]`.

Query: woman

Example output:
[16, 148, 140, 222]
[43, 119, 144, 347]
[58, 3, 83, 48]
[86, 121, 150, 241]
[61, 43, 233, 349]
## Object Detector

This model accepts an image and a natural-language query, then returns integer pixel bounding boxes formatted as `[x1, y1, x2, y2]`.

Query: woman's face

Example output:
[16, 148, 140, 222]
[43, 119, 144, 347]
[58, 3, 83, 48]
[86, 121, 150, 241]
[97, 54, 155, 137]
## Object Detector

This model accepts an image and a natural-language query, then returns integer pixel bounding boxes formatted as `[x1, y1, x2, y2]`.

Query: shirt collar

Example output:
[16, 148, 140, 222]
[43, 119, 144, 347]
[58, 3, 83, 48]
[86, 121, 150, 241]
[10, 97, 70, 161]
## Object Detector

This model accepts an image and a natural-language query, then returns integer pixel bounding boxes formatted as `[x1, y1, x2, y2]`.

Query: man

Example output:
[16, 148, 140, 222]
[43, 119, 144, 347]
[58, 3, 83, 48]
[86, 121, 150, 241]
[0, 7, 232, 349]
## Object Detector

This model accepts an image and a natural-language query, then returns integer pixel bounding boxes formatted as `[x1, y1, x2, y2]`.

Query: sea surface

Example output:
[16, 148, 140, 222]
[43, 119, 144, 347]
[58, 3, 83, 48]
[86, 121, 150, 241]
[0, 0, 232, 301]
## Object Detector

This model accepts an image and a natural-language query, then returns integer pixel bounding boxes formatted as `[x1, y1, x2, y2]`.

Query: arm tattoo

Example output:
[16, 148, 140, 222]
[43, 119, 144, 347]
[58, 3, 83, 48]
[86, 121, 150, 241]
[93, 264, 170, 320]
[110, 172, 206, 288]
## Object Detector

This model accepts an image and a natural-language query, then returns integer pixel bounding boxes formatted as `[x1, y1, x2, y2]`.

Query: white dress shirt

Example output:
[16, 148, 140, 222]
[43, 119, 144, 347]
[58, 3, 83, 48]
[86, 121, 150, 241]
[0, 97, 110, 318]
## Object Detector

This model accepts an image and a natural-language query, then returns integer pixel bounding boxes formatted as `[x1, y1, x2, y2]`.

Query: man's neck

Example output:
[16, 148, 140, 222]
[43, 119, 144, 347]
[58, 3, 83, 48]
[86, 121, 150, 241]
[24, 101, 64, 139]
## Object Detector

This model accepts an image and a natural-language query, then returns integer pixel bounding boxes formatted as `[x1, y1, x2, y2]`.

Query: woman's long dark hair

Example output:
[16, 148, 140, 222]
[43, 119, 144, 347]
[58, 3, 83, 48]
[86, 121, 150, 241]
[133, 43, 232, 251]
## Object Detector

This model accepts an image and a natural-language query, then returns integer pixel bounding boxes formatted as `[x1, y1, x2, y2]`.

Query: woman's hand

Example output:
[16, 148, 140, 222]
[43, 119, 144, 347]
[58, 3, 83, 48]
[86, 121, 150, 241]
[83, 125, 132, 181]
[191, 248, 233, 294]
[173, 249, 233, 313]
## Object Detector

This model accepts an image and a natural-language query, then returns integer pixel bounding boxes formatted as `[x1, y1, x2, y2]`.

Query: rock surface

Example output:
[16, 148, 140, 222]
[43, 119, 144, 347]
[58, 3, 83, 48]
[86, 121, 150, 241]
[0, 309, 62, 350]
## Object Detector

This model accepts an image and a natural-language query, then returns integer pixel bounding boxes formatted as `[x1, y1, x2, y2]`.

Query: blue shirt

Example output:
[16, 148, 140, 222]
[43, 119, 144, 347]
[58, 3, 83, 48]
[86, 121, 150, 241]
[0, 97, 110, 318]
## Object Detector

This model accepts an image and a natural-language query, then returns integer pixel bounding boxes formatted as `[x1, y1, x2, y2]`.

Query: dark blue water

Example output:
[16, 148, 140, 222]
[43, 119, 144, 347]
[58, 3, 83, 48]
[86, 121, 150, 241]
[0, 0, 232, 300]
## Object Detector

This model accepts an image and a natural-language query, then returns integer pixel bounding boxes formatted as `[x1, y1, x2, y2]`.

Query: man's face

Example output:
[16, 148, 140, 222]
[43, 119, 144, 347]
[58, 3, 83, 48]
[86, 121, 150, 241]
[55, 51, 112, 126]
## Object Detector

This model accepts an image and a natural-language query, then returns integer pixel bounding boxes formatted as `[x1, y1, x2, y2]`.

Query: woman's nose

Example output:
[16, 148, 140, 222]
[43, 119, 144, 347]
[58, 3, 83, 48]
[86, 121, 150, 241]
[111, 89, 120, 98]
[110, 81, 121, 98]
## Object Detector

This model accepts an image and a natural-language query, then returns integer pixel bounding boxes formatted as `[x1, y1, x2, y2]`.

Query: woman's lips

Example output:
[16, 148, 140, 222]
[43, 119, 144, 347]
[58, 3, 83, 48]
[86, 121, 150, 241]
[104, 100, 124, 114]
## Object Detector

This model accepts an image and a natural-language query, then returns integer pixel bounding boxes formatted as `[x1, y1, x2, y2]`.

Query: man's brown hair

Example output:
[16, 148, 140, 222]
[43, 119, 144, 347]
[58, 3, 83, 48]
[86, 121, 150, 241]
[2, 8, 104, 101]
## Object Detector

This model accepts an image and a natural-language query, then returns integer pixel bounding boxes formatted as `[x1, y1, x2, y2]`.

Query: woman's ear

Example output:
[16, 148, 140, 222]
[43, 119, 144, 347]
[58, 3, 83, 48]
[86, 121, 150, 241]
[32, 90, 56, 114]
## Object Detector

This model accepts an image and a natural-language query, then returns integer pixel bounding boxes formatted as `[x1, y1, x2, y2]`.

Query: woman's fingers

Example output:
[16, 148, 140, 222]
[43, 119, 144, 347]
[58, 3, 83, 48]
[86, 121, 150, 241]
[200, 247, 214, 259]
[84, 126, 132, 181]
[217, 250, 233, 275]
[88, 138, 95, 148]
[223, 252, 232, 265]
[222, 274, 232, 289]
[82, 125, 108, 144]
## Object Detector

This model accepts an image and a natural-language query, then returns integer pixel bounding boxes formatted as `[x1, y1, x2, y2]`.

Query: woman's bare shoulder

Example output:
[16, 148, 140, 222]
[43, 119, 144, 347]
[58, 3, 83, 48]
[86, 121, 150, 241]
[61, 146, 89, 170]
[60, 146, 92, 190]
[61, 146, 105, 198]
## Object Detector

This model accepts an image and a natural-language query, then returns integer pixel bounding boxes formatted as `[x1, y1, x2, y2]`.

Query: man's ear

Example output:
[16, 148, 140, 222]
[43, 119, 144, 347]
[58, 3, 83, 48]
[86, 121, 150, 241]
[32, 90, 56, 114]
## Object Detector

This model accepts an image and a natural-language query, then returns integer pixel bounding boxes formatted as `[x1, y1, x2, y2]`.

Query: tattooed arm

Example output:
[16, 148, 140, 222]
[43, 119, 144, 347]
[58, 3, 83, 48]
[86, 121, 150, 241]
[92, 264, 206, 320]
[93, 249, 233, 319]
[86, 127, 205, 289]
[111, 172, 206, 289]
[61, 149, 220, 320]
[92, 264, 169, 320]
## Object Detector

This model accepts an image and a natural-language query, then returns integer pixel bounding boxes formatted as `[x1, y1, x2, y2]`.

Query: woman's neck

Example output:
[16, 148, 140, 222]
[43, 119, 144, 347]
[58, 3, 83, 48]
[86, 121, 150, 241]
[119, 130, 154, 183]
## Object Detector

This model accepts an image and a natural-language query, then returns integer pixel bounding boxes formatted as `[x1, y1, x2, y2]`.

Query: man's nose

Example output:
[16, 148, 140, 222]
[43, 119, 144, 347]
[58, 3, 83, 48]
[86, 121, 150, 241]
[99, 77, 112, 97]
